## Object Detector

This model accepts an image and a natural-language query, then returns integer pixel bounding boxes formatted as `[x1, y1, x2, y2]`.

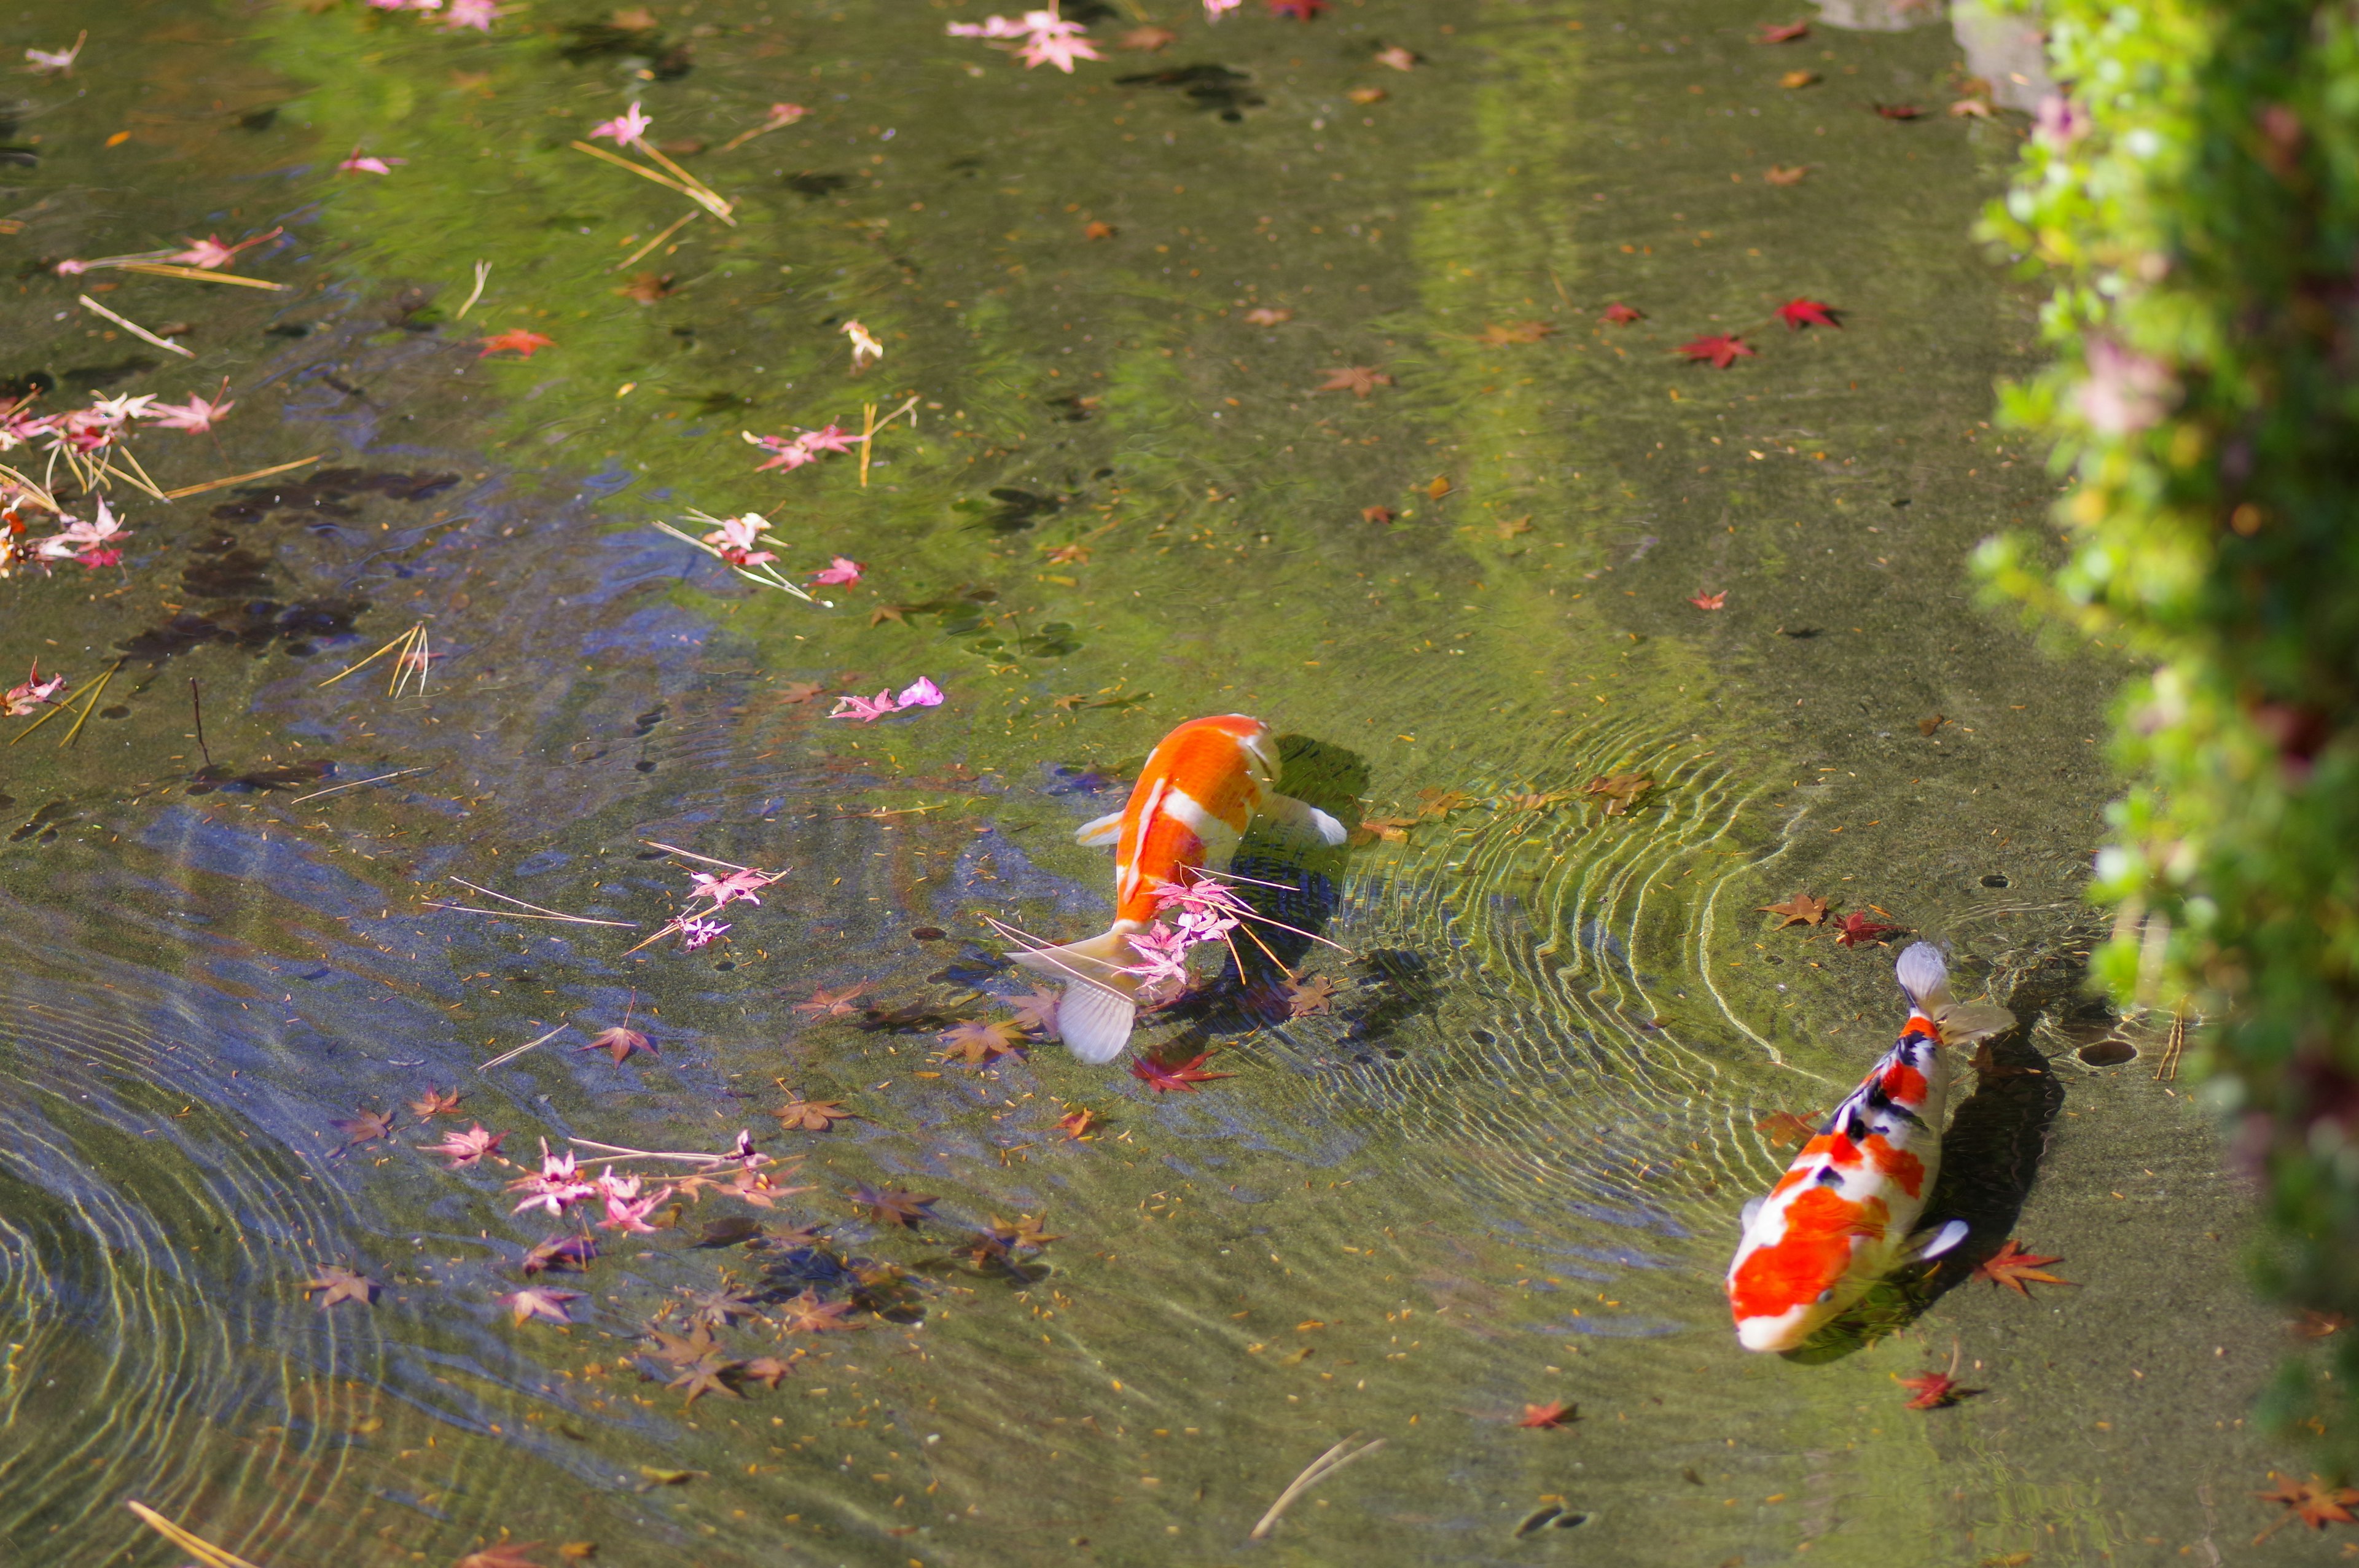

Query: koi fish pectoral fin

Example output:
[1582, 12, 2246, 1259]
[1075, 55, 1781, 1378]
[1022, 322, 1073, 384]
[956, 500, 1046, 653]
[1258, 792, 1349, 847]
[1074, 811, 1125, 848]
[1906, 1219, 1970, 1263]
[1740, 1196, 1765, 1232]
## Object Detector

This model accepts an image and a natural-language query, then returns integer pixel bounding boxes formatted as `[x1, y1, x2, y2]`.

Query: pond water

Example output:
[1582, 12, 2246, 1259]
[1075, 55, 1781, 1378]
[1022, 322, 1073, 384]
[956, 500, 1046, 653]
[0, 1, 2340, 1564]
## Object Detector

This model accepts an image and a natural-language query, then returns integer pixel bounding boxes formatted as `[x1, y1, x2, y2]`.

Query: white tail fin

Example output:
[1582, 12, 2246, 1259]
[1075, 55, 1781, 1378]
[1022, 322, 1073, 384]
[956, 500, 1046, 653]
[1074, 811, 1124, 848]
[1010, 928, 1142, 1064]
[1895, 942, 1953, 1013]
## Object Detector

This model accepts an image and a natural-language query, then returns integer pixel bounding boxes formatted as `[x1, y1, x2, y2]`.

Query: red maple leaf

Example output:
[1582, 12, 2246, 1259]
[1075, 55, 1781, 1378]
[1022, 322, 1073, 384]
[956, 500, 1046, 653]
[1267, 0, 1327, 17]
[1973, 1239, 2077, 1297]
[1872, 102, 1924, 120]
[1833, 911, 1902, 947]
[1131, 1051, 1235, 1093]
[1688, 589, 1727, 610]
[2256, 1474, 2359, 1531]
[1776, 297, 1842, 330]
[1755, 18, 1809, 42]
[478, 329, 556, 358]
[1601, 302, 1644, 324]
[1896, 1369, 1973, 1410]
[1516, 1400, 1578, 1429]
[577, 1026, 656, 1065]
[1680, 333, 1755, 369]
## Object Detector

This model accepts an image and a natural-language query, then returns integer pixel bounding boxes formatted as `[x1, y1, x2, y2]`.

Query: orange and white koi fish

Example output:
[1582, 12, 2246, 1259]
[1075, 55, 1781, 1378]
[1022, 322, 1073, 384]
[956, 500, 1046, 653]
[1012, 713, 1345, 1064]
[1725, 942, 2014, 1353]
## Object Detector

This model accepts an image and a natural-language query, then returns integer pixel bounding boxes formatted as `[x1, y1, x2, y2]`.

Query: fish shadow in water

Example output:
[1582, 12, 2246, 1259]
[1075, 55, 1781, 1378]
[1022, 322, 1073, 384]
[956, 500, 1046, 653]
[1146, 735, 1365, 1044]
[1782, 1018, 2066, 1363]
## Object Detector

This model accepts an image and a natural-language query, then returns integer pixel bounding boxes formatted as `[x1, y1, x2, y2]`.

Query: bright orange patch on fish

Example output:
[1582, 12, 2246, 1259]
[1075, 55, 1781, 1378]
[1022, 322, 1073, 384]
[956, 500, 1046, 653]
[1727, 1187, 1890, 1321]
[1111, 714, 1270, 923]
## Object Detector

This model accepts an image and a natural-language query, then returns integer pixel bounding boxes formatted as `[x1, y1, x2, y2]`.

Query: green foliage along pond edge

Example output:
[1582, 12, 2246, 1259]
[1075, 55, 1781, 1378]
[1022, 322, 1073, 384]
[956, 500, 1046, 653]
[1979, 0, 2359, 1462]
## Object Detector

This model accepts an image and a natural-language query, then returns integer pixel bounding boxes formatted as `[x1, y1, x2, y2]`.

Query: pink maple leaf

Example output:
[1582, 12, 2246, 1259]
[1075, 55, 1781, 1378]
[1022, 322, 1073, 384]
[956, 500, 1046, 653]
[894, 676, 944, 709]
[798, 423, 860, 455]
[811, 555, 863, 587]
[829, 690, 899, 723]
[689, 867, 775, 908]
[143, 390, 235, 434]
[3, 662, 65, 717]
[499, 1286, 584, 1326]
[168, 228, 280, 270]
[338, 149, 405, 174]
[443, 0, 498, 28]
[423, 1122, 505, 1168]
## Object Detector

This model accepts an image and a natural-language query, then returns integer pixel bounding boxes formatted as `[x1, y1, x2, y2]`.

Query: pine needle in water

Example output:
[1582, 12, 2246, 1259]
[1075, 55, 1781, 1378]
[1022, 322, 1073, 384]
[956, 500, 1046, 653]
[125, 1500, 266, 1568]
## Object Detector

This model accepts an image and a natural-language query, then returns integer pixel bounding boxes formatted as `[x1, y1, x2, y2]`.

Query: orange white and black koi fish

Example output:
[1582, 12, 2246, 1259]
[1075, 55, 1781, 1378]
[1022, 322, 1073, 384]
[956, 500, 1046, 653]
[1725, 942, 2014, 1353]
[1012, 713, 1345, 1064]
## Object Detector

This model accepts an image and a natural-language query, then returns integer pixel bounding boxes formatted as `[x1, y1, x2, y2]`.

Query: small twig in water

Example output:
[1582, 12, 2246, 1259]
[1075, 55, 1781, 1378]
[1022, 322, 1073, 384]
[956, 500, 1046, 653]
[1250, 1433, 1386, 1540]
[289, 765, 432, 805]
[318, 622, 424, 689]
[162, 453, 322, 502]
[640, 839, 754, 873]
[125, 1500, 265, 1568]
[480, 1024, 573, 1071]
[57, 661, 121, 748]
[453, 259, 491, 320]
[77, 294, 195, 359]
[189, 677, 211, 768]
[614, 209, 701, 271]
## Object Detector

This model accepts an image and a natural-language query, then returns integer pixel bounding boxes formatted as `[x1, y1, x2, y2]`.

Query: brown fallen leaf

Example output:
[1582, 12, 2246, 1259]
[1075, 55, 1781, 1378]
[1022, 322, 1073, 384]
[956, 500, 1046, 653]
[1245, 306, 1293, 326]
[1416, 787, 1474, 817]
[1056, 1106, 1099, 1141]
[1780, 69, 1818, 88]
[609, 6, 656, 28]
[1764, 164, 1807, 185]
[1919, 713, 1948, 736]
[774, 1098, 860, 1132]
[936, 1018, 1030, 1066]
[618, 272, 675, 302]
[1042, 542, 1091, 564]
[1373, 45, 1418, 70]
[2255, 1474, 2359, 1535]
[1360, 505, 1395, 525]
[778, 680, 823, 703]
[1116, 25, 1176, 50]
[1346, 85, 1387, 105]
[1583, 771, 1655, 815]
[1753, 1110, 1818, 1149]
[1496, 514, 1533, 540]
[1475, 319, 1556, 346]
[1758, 892, 1829, 927]
[1318, 365, 1391, 397]
[1872, 102, 1925, 120]
[1082, 220, 1117, 240]
[1425, 474, 1452, 500]
[1352, 816, 1415, 845]
[1973, 1239, 2076, 1297]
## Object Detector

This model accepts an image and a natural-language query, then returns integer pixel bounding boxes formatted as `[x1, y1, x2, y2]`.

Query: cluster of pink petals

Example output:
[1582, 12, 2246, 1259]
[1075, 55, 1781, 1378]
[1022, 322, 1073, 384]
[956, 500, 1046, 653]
[828, 677, 944, 724]
[678, 916, 730, 950]
[746, 423, 858, 474]
[1, 388, 235, 456]
[760, 103, 807, 131]
[689, 867, 777, 910]
[364, 0, 496, 29]
[1203, 0, 1243, 17]
[810, 555, 863, 587]
[338, 149, 406, 174]
[2, 662, 64, 717]
[168, 228, 281, 270]
[589, 102, 655, 147]
[17, 497, 135, 570]
[947, 8, 1101, 72]
[507, 1145, 597, 1217]
[1119, 876, 1255, 999]
[700, 512, 777, 568]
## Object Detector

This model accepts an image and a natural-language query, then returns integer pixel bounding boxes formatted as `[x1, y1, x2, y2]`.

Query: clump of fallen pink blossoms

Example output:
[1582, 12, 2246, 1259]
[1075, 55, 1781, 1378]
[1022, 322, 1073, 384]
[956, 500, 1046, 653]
[829, 677, 944, 724]
[359, 0, 501, 34]
[646, 509, 861, 604]
[947, 6, 1101, 71]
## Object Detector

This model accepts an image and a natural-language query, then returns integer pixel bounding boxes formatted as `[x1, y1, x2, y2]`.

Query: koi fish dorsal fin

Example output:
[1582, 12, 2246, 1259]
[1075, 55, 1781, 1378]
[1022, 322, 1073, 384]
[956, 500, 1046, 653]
[1075, 811, 1124, 848]
[1895, 942, 1954, 1014]
[1909, 1219, 1970, 1262]
[1258, 792, 1348, 847]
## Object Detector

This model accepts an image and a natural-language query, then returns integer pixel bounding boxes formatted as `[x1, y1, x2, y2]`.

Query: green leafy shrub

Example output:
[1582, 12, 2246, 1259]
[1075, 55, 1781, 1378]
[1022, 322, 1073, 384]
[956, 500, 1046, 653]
[1980, 0, 2359, 1457]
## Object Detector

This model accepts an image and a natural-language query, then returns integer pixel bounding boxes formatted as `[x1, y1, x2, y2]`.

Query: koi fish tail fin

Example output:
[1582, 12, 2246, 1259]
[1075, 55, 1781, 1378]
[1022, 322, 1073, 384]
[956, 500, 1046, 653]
[1010, 928, 1143, 1065]
[1895, 942, 1954, 1015]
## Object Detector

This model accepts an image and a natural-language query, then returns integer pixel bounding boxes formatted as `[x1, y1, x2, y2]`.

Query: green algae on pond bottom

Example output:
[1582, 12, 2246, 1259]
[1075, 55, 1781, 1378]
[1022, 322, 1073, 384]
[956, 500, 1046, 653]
[0, 0, 2339, 1564]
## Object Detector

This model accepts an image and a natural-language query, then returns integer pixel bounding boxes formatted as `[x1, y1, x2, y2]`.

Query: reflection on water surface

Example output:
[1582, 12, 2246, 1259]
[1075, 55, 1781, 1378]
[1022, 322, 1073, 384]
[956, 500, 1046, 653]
[0, 0, 2336, 1564]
